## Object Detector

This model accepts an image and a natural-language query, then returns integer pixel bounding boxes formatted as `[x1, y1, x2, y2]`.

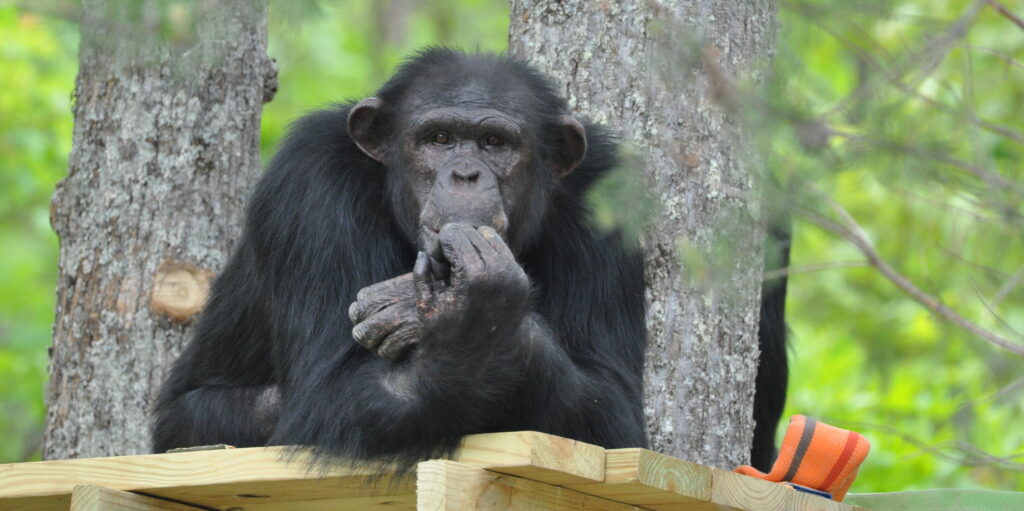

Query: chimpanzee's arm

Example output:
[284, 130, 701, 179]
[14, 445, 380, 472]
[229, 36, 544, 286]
[152, 242, 281, 452]
[510, 313, 648, 449]
[273, 224, 532, 464]
[153, 383, 280, 450]
[276, 223, 645, 466]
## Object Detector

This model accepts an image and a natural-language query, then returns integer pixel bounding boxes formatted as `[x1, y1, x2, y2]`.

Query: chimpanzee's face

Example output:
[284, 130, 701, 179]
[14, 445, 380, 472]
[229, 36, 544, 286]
[396, 104, 534, 260]
[347, 86, 585, 258]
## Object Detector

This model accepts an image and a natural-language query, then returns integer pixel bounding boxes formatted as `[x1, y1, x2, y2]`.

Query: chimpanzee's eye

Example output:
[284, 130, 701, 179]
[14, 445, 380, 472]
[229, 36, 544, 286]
[484, 135, 503, 147]
[432, 131, 451, 145]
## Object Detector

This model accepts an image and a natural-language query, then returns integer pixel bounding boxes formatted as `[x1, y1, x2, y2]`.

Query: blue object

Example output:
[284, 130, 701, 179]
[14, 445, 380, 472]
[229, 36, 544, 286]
[786, 482, 834, 499]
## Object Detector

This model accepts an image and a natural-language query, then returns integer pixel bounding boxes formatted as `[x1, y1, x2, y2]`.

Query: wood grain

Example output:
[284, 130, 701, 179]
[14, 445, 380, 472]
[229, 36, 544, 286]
[711, 469, 862, 511]
[70, 486, 201, 511]
[0, 447, 406, 511]
[454, 430, 605, 485]
[417, 460, 641, 511]
[568, 448, 712, 508]
[0, 432, 603, 511]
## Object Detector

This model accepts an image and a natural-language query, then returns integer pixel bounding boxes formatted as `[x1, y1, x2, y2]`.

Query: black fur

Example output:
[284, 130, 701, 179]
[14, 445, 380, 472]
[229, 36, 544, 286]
[153, 49, 648, 468]
[752, 219, 791, 472]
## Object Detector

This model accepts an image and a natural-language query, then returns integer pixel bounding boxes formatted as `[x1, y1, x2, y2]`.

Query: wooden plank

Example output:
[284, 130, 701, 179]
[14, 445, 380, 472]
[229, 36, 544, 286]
[238, 494, 417, 511]
[568, 448, 712, 509]
[0, 431, 602, 511]
[454, 430, 605, 485]
[0, 432, 870, 511]
[70, 486, 202, 511]
[1, 496, 71, 511]
[0, 447, 410, 511]
[416, 460, 643, 511]
[710, 469, 863, 511]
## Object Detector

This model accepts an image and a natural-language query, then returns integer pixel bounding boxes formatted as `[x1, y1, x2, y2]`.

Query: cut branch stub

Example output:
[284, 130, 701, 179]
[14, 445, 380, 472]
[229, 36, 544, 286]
[150, 260, 213, 323]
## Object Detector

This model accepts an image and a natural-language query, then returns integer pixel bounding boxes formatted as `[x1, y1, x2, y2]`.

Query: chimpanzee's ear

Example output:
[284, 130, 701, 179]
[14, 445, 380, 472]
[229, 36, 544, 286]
[553, 115, 587, 177]
[347, 97, 385, 162]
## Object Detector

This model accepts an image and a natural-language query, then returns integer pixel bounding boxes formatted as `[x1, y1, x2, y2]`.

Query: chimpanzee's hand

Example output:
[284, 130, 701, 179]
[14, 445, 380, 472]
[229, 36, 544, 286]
[349, 273, 418, 360]
[414, 223, 530, 345]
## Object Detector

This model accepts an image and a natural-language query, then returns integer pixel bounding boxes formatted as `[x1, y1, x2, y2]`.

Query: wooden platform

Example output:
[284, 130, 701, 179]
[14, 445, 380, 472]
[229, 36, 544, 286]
[0, 431, 869, 510]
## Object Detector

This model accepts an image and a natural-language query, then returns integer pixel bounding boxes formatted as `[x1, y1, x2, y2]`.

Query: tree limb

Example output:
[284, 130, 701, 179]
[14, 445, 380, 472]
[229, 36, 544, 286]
[987, 0, 1024, 31]
[795, 187, 1024, 357]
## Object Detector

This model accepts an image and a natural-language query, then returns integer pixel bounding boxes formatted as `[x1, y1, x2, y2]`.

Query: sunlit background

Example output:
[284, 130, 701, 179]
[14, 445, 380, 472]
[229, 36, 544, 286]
[1, 0, 1021, 492]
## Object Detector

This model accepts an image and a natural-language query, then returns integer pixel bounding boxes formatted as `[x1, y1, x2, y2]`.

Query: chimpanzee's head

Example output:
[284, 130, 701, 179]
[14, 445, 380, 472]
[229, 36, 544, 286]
[346, 49, 586, 258]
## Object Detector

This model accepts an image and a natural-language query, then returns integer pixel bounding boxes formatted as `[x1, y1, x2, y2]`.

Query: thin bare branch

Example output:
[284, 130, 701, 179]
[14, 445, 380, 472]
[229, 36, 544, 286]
[788, 0, 1024, 146]
[836, 419, 1024, 471]
[763, 260, 869, 280]
[991, 266, 1024, 308]
[967, 45, 1024, 71]
[987, 0, 1024, 31]
[900, 188, 1003, 223]
[837, 130, 1022, 196]
[936, 244, 1013, 279]
[897, 0, 985, 90]
[971, 279, 1023, 338]
[957, 376, 1024, 415]
[795, 189, 1024, 357]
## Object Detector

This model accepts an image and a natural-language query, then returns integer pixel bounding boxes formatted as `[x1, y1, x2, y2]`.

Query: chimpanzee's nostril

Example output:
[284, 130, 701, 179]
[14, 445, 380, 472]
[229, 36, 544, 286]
[452, 168, 481, 184]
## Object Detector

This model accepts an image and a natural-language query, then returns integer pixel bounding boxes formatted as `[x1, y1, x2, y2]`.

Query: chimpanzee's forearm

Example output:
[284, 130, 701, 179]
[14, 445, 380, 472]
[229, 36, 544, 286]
[510, 313, 648, 448]
[153, 384, 280, 452]
[271, 337, 522, 466]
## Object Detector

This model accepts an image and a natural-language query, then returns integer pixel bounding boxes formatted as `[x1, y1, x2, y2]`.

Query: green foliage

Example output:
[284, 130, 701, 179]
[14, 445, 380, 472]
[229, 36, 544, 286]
[1, 0, 1021, 495]
[0, 6, 78, 462]
[763, 0, 1024, 492]
[260, 0, 509, 162]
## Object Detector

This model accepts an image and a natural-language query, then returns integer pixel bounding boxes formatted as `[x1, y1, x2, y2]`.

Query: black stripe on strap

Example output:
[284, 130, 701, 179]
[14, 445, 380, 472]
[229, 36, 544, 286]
[783, 417, 817, 482]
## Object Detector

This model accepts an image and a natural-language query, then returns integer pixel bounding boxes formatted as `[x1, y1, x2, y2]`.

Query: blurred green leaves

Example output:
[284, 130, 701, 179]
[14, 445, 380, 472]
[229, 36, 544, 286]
[260, 0, 509, 162]
[761, 0, 1024, 492]
[0, 5, 77, 462]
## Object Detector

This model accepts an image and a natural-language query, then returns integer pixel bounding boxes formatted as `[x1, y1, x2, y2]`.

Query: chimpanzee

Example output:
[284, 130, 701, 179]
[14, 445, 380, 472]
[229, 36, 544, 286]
[152, 48, 787, 471]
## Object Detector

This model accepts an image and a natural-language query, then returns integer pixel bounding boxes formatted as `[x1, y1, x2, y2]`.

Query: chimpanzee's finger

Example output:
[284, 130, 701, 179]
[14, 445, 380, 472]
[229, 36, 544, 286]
[351, 273, 414, 324]
[429, 256, 451, 285]
[348, 301, 360, 325]
[376, 322, 418, 361]
[454, 226, 503, 283]
[439, 223, 486, 285]
[466, 226, 499, 258]
[355, 273, 414, 303]
[351, 312, 402, 353]
[414, 251, 434, 316]
[478, 226, 515, 264]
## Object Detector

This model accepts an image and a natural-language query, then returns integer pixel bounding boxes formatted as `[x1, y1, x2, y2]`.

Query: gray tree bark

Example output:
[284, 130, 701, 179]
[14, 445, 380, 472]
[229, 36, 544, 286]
[44, 0, 275, 460]
[510, 0, 775, 469]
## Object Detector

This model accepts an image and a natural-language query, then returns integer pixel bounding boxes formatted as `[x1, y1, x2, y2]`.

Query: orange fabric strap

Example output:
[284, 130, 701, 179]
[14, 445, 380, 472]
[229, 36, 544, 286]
[735, 415, 870, 501]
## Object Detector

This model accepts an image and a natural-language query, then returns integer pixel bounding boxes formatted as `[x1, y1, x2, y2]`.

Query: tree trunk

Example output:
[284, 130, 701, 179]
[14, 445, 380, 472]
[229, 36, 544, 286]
[509, 0, 775, 469]
[44, 0, 275, 460]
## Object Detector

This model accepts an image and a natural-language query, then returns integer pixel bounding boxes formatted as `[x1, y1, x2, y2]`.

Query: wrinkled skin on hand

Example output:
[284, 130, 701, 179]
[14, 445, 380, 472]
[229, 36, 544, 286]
[349, 273, 417, 360]
[350, 223, 529, 360]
